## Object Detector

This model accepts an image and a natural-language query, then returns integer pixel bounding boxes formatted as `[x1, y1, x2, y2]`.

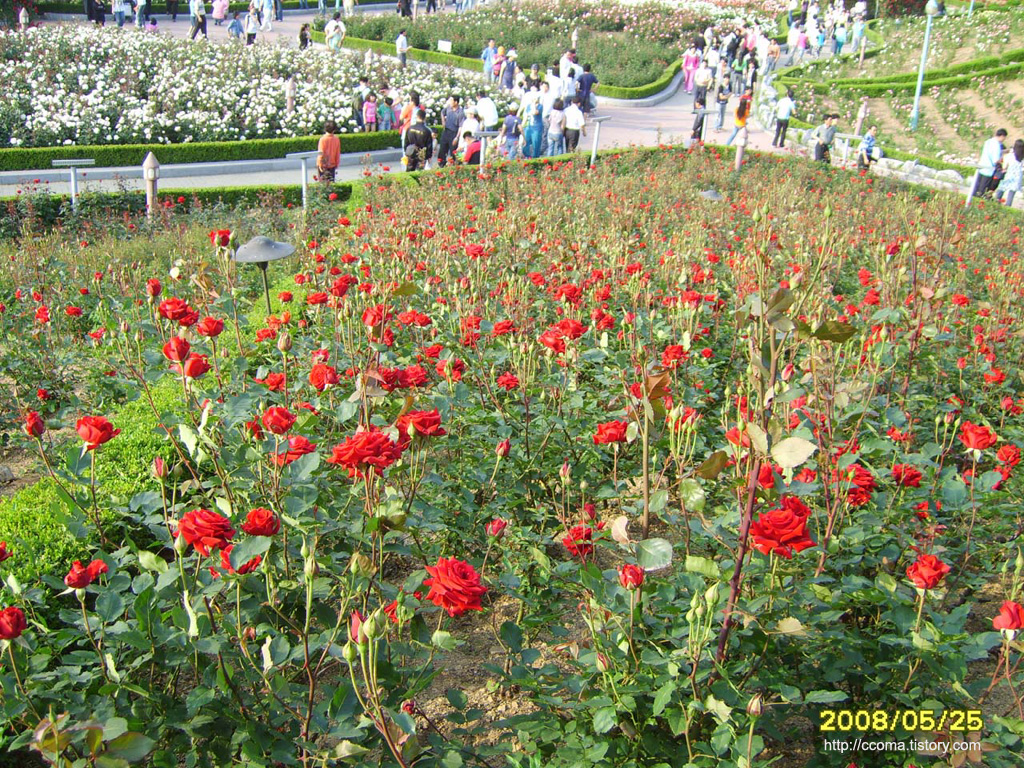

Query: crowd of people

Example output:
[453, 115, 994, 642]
[974, 129, 1024, 207]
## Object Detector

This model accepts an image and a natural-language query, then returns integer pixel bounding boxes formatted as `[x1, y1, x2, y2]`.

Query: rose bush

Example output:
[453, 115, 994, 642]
[0, 147, 1022, 766]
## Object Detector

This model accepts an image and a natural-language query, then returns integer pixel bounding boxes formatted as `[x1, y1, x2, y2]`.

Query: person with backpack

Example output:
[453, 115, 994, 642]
[403, 110, 433, 171]
[317, 120, 341, 183]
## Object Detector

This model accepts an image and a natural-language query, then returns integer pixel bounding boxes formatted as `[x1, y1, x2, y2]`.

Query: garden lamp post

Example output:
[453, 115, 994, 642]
[232, 236, 296, 315]
[285, 150, 321, 212]
[51, 158, 95, 214]
[910, 0, 941, 131]
[589, 115, 611, 167]
[474, 130, 499, 170]
[142, 152, 160, 221]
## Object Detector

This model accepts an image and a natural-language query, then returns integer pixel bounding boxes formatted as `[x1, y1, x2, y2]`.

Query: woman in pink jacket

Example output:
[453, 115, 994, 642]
[212, 0, 229, 25]
[682, 45, 700, 94]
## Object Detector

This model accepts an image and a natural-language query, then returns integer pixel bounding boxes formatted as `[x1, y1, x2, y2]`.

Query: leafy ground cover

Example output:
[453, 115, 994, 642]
[777, 8, 1024, 165]
[0, 147, 1023, 767]
[0, 25, 512, 149]
[339, 0, 779, 89]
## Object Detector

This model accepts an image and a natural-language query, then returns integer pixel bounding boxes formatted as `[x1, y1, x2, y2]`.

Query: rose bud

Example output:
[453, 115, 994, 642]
[152, 456, 167, 480]
[486, 518, 508, 539]
[277, 331, 293, 353]
[496, 439, 511, 458]
[618, 563, 645, 590]
[747, 693, 764, 717]
[23, 411, 45, 438]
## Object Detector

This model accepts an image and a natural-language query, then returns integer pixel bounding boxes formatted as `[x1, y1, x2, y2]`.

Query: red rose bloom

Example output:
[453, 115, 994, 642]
[209, 229, 232, 247]
[179, 354, 211, 380]
[906, 554, 951, 590]
[593, 420, 629, 445]
[960, 421, 998, 452]
[0, 606, 26, 640]
[749, 507, 816, 559]
[562, 524, 595, 559]
[163, 336, 191, 362]
[64, 559, 109, 589]
[618, 563, 645, 590]
[176, 508, 236, 557]
[76, 416, 120, 450]
[241, 507, 281, 537]
[217, 545, 262, 575]
[158, 297, 192, 322]
[23, 411, 45, 438]
[496, 372, 520, 390]
[262, 406, 297, 435]
[145, 278, 162, 298]
[396, 409, 446, 443]
[196, 317, 225, 338]
[892, 464, 923, 488]
[993, 600, 1024, 631]
[309, 363, 339, 392]
[326, 430, 403, 478]
[273, 435, 317, 467]
[423, 557, 488, 617]
[65, 305, 83, 317]
[997, 444, 1021, 467]
[0, 541, 11, 562]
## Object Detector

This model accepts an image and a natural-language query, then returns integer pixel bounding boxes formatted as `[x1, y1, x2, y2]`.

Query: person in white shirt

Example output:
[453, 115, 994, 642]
[974, 128, 1008, 199]
[112, 0, 131, 26]
[395, 30, 409, 68]
[474, 89, 499, 131]
[693, 61, 713, 113]
[772, 89, 796, 147]
[563, 96, 586, 152]
[458, 107, 481, 154]
[244, 9, 259, 44]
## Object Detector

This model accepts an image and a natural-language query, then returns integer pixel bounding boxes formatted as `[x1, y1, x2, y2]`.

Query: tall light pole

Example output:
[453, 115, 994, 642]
[910, 0, 941, 131]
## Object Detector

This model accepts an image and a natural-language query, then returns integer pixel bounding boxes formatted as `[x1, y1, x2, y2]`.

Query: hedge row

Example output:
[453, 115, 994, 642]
[817, 47, 1024, 88]
[309, 32, 681, 101]
[0, 132, 399, 172]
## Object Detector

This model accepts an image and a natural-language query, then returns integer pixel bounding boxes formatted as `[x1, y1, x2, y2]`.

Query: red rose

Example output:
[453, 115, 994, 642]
[65, 305, 83, 317]
[145, 278, 162, 298]
[997, 444, 1021, 467]
[396, 410, 446, 444]
[309, 363, 339, 392]
[495, 439, 511, 458]
[993, 600, 1024, 631]
[262, 406, 297, 435]
[496, 372, 519, 390]
[273, 435, 317, 467]
[362, 304, 392, 328]
[76, 416, 120, 450]
[618, 563, 645, 590]
[196, 317, 225, 338]
[562, 524, 595, 559]
[64, 559, 109, 589]
[892, 464, 923, 488]
[241, 507, 280, 537]
[350, 610, 367, 644]
[0, 541, 11, 562]
[906, 554, 951, 590]
[176, 508, 235, 556]
[158, 297, 191, 322]
[217, 545, 261, 575]
[209, 229, 232, 247]
[960, 422, 998, 452]
[749, 507, 816, 559]
[486, 518, 508, 539]
[661, 344, 687, 369]
[0, 606, 26, 640]
[179, 354, 211, 380]
[423, 557, 488, 617]
[593, 420, 629, 445]
[326, 430, 403, 478]
[23, 411, 45, 438]
[163, 336, 191, 362]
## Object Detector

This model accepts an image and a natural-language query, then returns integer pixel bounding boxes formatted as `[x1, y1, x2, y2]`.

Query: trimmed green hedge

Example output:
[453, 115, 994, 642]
[37, 0, 392, 13]
[0, 133, 399, 172]
[310, 32, 681, 101]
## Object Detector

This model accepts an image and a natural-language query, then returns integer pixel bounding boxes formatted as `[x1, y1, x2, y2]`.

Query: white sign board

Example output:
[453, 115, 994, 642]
[437, 40, 452, 53]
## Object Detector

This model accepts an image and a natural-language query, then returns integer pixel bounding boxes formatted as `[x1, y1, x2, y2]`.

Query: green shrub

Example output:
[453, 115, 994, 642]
[0, 133, 400, 173]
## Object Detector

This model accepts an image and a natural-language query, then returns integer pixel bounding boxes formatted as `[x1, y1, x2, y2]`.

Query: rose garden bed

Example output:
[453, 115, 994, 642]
[0, 146, 1022, 767]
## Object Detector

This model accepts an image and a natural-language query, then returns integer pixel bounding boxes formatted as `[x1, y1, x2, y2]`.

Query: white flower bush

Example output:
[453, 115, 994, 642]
[0, 25, 514, 148]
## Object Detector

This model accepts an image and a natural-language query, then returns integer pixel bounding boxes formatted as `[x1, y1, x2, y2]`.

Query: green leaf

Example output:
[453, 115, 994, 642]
[705, 694, 732, 725]
[96, 592, 126, 623]
[592, 706, 617, 734]
[771, 437, 817, 469]
[445, 689, 468, 711]
[678, 479, 705, 512]
[745, 423, 768, 455]
[775, 617, 807, 636]
[103, 732, 156, 762]
[685, 555, 720, 580]
[441, 751, 464, 768]
[696, 450, 729, 480]
[334, 740, 370, 760]
[95, 757, 130, 768]
[500, 621, 523, 654]
[653, 683, 675, 716]
[137, 551, 168, 574]
[803, 690, 848, 704]
[813, 320, 857, 343]
[286, 451, 321, 483]
[432, 630, 457, 651]
[392, 281, 420, 297]
[229, 537, 271, 571]
[392, 710, 417, 735]
[636, 538, 673, 571]
[649, 489, 668, 514]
